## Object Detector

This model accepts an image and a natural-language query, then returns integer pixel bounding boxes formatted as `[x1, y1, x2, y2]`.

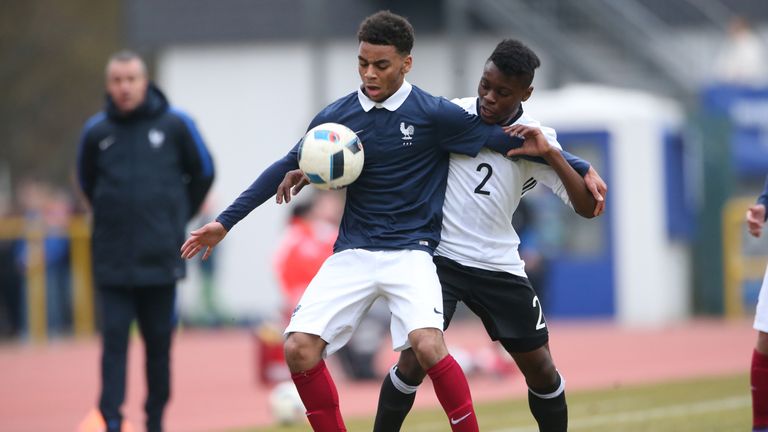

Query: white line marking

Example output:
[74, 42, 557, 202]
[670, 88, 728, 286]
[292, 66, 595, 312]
[491, 396, 751, 432]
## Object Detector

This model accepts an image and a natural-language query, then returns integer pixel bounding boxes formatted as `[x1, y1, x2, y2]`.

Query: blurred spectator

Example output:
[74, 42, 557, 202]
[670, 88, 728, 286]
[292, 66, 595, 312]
[272, 191, 342, 321]
[713, 16, 768, 86]
[76, 50, 214, 432]
[272, 190, 387, 380]
[13, 179, 74, 337]
[0, 199, 23, 338]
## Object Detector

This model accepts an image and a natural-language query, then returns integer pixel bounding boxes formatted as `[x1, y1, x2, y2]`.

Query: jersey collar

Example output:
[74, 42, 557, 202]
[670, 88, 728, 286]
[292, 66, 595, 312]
[357, 80, 413, 112]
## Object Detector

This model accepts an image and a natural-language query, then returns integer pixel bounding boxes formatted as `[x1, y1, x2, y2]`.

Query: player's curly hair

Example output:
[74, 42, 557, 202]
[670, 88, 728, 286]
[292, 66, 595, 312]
[489, 39, 541, 87]
[357, 10, 414, 56]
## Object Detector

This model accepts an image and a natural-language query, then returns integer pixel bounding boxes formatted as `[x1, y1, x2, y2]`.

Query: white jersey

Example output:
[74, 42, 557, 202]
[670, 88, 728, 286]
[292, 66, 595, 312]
[755, 263, 768, 332]
[435, 97, 573, 277]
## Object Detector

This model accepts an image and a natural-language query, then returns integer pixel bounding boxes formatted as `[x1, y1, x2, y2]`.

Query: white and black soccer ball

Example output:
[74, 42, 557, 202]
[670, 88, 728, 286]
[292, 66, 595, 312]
[298, 123, 364, 190]
[268, 381, 306, 425]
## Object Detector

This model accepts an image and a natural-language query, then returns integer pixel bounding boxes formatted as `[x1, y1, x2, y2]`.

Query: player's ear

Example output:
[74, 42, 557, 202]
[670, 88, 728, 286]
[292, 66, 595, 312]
[521, 85, 533, 102]
[402, 55, 413, 74]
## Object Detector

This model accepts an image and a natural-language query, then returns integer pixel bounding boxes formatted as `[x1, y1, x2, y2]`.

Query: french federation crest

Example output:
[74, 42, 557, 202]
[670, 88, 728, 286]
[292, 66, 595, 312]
[400, 122, 414, 140]
[148, 128, 165, 149]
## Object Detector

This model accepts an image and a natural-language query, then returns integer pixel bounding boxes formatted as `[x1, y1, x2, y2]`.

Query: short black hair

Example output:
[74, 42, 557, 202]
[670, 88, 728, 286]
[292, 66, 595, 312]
[357, 10, 414, 56]
[106, 49, 147, 76]
[488, 39, 540, 87]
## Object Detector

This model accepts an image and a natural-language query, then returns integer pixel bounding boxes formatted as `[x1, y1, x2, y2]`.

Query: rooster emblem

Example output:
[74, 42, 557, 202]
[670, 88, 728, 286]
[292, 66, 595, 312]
[400, 122, 414, 140]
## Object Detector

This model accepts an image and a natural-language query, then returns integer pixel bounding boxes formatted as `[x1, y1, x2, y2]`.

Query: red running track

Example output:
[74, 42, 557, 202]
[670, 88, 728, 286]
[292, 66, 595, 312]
[0, 319, 754, 432]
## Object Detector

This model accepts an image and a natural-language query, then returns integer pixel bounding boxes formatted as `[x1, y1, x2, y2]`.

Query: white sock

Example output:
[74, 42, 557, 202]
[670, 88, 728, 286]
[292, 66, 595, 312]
[529, 371, 565, 399]
[389, 365, 419, 395]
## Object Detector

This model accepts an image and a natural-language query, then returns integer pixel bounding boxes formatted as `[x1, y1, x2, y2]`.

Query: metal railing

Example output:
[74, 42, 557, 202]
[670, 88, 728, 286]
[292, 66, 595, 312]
[0, 215, 95, 342]
[722, 198, 768, 318]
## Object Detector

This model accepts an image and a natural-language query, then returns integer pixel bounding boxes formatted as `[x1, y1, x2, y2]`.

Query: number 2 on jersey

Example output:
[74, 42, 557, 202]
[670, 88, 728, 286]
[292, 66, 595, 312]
[532, 295, 546, 330]
[474, 163, 493, 195]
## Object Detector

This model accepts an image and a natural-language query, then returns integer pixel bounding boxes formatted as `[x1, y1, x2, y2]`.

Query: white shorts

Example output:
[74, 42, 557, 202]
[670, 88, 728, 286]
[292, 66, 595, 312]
[284, 248, 444, 357]
[755, 263, 768, 332]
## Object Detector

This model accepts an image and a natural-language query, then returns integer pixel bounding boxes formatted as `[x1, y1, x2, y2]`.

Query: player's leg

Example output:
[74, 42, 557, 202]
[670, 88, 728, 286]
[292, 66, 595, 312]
[385, 250, 478, 432]
[283, 249, 379, 432]
[373, 259, 464, 432]
[98, 286, 136, 432]
[283, 332, 346, 431]
[135, 283, 176, 432]
[504, 342, 567, 432]
[753, 331, 768, 432]
[753, 269, 768, 432]
[372, 348, 423, 432]
[442, 257, 565, 432]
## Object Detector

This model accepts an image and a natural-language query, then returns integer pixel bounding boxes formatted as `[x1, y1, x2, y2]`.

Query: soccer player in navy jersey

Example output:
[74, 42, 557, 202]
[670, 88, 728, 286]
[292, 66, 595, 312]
[180, 11, 544, 432]
[747, 176, 768, 432]
[278, 39, 606, 432]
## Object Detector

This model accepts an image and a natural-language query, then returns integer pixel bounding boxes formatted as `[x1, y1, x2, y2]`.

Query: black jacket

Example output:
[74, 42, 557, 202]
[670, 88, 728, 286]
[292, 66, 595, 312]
[77, 84, 214, 287]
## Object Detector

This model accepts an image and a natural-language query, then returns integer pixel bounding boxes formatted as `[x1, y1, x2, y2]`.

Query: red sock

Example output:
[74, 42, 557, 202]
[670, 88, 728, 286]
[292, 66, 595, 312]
[754, 350, 768, 429]
[426, 355, 478, 432]
[291, 360, 346, 432]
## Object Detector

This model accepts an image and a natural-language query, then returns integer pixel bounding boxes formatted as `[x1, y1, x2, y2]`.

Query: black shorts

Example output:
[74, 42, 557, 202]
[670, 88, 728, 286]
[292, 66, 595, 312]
[435, 255, 548, 352]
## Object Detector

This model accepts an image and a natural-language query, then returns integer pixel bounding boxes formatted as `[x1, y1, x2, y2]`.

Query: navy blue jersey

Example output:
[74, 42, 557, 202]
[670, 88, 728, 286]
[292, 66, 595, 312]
[216, 81, 520, 253]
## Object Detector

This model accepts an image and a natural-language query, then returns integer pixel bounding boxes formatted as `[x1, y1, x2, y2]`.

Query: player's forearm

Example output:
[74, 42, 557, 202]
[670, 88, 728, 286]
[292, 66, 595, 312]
[215, 153, 299, 231]
[485, 127, 525, 155]
[541, 148, 596, 218]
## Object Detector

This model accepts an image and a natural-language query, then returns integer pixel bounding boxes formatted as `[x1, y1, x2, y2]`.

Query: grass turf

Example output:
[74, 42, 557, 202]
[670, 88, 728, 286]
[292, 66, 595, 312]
[234, 373, 751, 432]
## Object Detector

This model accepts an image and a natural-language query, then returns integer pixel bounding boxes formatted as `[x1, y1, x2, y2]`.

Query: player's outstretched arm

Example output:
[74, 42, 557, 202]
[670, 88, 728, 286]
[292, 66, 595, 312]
[747, 204, 766, 238]
[276, 169, 311, 204]
[181, 221, 227, 260]
[506, 124, 597, 218]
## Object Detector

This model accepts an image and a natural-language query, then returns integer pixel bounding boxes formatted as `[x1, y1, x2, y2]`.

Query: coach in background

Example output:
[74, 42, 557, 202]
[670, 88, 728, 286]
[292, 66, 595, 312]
[77, 50, 214, 432]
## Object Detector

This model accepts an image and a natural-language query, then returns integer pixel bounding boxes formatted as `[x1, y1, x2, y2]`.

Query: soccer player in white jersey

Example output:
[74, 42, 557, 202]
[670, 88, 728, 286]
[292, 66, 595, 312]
[180, 12, 544, 432]
[746, 176, 768, 432]
[368, 39, 600, 432]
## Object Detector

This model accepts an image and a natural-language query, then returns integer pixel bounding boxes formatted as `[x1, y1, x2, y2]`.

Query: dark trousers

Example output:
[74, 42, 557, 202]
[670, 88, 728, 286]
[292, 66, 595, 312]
[98, 284, 176, 432]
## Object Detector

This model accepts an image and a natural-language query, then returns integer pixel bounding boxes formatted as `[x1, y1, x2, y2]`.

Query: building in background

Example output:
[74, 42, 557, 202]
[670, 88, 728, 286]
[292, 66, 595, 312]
[5, 0, 768, 334]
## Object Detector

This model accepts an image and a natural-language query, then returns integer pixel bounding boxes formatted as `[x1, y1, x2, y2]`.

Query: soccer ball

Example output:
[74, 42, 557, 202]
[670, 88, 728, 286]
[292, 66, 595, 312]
[298, 122, 364, 190]
[268, 381, 306, 425]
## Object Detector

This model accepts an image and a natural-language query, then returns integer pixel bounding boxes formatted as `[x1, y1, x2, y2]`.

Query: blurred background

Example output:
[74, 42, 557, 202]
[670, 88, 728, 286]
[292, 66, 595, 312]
[3, 0, 768, 340]
[1, 0, 768, 430]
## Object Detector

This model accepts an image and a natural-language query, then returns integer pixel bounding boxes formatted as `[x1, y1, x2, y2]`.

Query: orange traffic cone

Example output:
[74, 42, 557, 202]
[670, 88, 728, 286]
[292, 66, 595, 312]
[77, 408, 135, 432]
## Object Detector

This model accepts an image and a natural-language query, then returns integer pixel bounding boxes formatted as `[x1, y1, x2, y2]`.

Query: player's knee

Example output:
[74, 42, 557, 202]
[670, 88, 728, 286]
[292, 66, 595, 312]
[524, 360, 559, 391]
[758, 331, 768, 354]
[408, 328, 448, 369]
[283, 332, 323, 372]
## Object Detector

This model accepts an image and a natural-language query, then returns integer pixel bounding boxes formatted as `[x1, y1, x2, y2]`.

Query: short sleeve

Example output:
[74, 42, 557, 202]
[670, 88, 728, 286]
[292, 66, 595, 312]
[434, 98, 493, 157]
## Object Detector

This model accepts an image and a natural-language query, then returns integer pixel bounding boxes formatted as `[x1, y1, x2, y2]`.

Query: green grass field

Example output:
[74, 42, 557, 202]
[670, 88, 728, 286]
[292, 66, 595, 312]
[236, 373, 751, 432]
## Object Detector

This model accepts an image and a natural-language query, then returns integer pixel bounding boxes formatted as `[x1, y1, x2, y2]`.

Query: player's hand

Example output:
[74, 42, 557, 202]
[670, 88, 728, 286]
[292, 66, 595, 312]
[276, 169, 310, 204]
[584, 166, 607, 217]
[503, 125, 552, 158]
[747, 204, 766, 237]
[181, 221, 227, 260]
